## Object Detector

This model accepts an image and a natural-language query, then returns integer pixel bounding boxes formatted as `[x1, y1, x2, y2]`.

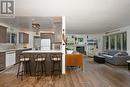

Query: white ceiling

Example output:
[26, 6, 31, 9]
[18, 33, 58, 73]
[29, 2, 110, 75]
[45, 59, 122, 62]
[1, 0, 130, 34]
[0, 16, 62, 31]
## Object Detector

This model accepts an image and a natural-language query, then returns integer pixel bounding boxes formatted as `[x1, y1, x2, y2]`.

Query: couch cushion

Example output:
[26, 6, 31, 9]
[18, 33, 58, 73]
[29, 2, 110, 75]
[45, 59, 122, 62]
[103, 54, 113, 58]
[96, 52, 106, 56]
[107, 50, 119, 56]
[114, 51, 128, 57]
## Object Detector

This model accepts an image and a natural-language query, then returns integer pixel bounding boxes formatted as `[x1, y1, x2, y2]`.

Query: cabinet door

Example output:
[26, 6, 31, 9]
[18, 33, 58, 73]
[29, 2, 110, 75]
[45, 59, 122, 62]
[0, 26, 7, 43]
[0, 52, 5, 71]
[19, 32, 23, 43]
[6, 51, 16, 67]
[23, 33, 26, 43]
[19, 32, 29, 43]
[24, 33, 29, 43]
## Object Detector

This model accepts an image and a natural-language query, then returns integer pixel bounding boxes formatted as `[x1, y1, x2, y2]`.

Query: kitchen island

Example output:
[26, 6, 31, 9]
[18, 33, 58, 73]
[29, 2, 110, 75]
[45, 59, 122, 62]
[23, 50, 62, 54]
[21, 50, 63, 75]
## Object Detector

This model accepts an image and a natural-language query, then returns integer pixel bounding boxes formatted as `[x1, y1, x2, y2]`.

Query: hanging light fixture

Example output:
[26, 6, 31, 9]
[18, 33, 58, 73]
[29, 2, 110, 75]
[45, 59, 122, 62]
[32, 22, 40, 35]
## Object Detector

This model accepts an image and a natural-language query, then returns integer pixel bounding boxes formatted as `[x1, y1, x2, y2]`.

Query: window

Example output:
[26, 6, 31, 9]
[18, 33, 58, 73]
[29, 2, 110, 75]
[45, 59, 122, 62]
[117, 34, 121, 50]
[11, 33, 17, 43]
[122, 32, 127, 50]
[110, 35, 115, 50]
[106, 36, 109, 50]
[103, 32, 127, 51]
[7, 32, 17, 43]
[103, 36, 109, 50]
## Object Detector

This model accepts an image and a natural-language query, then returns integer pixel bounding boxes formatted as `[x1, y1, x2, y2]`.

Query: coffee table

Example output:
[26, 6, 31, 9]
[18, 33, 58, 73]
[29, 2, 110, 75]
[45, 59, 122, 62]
[126, 60, 130, 70]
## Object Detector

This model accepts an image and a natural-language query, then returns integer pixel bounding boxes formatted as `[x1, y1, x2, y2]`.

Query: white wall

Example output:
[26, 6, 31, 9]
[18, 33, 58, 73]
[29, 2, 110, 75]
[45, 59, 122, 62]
[28, 31, 36, 48]
[87, 34, 103, 52]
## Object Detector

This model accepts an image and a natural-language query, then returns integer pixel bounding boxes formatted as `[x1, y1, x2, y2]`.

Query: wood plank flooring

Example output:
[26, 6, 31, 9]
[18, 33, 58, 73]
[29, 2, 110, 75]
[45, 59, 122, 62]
[0, 58, 130, 87]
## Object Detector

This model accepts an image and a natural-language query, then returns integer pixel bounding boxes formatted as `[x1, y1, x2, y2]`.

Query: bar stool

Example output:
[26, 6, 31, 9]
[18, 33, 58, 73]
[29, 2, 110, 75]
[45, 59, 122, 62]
[50, 53, 62, 77]
[34, 53, 47, 79]
[17, 53, 31, 80]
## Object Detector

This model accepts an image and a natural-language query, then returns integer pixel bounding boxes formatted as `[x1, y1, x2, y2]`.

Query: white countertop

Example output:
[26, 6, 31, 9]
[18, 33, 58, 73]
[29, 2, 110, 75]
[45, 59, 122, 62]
[0, 48, 32, 52]
[22, 50, 63, 53]
[126, 60, 130, 63]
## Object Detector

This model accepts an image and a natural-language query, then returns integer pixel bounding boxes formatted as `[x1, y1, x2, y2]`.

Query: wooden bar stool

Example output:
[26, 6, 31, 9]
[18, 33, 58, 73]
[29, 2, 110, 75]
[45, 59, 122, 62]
[50, 53, 62, 77]
[34, 53, 47, 79]
[17, 53, 31, 80]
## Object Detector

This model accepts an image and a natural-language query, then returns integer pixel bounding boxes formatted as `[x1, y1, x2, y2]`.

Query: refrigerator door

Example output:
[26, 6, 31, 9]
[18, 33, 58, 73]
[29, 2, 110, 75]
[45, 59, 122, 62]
[41, 39, 51, 50]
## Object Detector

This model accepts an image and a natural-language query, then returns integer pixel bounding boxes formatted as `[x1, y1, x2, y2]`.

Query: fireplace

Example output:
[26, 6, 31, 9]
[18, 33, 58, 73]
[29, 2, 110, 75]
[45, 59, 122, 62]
[76, 46, 85, 54]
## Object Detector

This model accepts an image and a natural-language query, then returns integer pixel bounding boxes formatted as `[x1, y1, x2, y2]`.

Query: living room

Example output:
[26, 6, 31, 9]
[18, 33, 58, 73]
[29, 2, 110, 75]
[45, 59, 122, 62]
[65, 25, 130, 87]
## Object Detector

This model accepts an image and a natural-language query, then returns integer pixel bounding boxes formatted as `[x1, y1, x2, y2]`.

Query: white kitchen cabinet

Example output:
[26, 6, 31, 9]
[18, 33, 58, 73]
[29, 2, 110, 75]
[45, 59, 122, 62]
[6, 51, 16, 67]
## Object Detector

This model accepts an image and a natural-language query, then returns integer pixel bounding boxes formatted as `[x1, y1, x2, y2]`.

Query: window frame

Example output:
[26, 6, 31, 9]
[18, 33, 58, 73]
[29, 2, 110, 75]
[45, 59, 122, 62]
[103, 32, 127, 51]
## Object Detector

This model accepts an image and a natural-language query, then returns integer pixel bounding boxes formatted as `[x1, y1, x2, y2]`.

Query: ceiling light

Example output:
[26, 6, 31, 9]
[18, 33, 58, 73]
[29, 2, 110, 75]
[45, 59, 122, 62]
[32, 22, 40, 35]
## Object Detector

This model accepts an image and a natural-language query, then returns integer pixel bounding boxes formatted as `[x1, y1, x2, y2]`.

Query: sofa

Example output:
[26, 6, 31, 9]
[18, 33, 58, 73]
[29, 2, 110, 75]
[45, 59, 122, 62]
[96, 50, 130, 65]
[94, 55, 105, 63]
[65, 51, 84, 71]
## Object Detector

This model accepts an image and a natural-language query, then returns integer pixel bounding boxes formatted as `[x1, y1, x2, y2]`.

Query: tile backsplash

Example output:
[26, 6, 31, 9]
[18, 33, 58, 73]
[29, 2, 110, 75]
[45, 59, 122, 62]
[0, 43, 16, 51]
[0, 43, 30, 51]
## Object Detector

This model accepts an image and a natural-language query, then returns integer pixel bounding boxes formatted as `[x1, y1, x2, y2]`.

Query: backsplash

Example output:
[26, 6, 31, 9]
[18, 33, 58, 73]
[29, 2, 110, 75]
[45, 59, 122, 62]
[17, 43, 29, 49]
[0, 43, 30, 51]
[0, 43, 16, 51]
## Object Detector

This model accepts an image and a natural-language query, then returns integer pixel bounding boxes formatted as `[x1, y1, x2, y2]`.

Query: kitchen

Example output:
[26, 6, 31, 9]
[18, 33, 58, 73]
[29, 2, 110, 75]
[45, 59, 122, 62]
[0, 16, 65, 76]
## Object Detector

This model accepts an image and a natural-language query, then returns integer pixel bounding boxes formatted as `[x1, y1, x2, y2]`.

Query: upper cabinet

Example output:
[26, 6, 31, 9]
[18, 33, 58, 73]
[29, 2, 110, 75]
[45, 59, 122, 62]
[5, 26, 17, 44]
[40, 33, 55, 43]
[19, 32, 29, 43]
[0, 26, 7, 43]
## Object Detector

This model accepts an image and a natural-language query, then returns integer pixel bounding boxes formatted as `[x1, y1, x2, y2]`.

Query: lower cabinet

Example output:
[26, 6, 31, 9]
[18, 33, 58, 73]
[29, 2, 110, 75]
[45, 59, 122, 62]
[0, 52, 5, 71]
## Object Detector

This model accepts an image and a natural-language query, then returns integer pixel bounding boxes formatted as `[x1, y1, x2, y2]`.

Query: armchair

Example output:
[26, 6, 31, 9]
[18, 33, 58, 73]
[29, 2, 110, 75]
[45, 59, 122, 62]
[65, 53, 84, 71]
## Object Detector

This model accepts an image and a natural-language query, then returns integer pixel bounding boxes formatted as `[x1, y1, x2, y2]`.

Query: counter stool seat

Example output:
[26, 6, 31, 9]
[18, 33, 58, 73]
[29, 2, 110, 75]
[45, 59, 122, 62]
[51, 58, 61, 61]
[126, 60, 130, 63]
[35, 58, 45, 61]
[20, 58, 30, 61]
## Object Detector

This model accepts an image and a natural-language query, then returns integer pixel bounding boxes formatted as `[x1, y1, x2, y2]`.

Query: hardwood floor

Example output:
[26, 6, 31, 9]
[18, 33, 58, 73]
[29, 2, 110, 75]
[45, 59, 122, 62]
[0, 58, 130, 87]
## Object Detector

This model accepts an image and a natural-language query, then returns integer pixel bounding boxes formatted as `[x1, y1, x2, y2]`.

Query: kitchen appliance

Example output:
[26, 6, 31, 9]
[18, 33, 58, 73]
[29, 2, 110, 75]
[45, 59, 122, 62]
[41, 39, 51, 50]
